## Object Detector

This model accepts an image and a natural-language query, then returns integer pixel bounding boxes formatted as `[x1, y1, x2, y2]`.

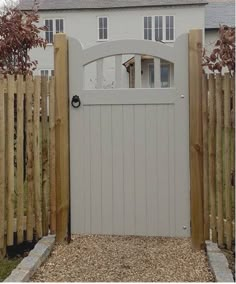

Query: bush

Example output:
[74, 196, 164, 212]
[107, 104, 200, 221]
[203, 25, 235, 75]
[0, 0, 47, 75]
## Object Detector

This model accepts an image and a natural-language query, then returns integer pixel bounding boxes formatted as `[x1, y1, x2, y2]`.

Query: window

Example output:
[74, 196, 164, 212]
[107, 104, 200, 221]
[144, 16, 175, 42]
[149, 63, 171, 88]
[55, 19, 64, 33]
[144, 16, 152, 40]
[155, 16, 163, 41]
[45, 19, 53, 44]
[98, 17, 108, 40]
[166, 16, 174, 41]
[45, 19, 64, 44]
[40, 69, 54, 77]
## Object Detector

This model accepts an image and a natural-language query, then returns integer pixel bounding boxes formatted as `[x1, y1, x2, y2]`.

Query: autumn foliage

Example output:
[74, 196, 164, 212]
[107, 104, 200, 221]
[203, 25, 235, 75]
[0, 1, 47, 75]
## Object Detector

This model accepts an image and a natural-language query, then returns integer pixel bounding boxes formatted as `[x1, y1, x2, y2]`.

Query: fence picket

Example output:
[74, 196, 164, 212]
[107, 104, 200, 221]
[208, 74, 217, 242]
[215, 73, 224, 246]
[26, 76, 34, 241]
[16, 75, 24, 244]
[6, 75, 15, 246]
[202, 73, 209, 240]
[0, 76, 6, 256]
[41, 77, 49, 236]
[230, 75, 235, 226]
[49, 77, 56, 234]
[33, 76, 42, 239]
[224, 73, 232, 250]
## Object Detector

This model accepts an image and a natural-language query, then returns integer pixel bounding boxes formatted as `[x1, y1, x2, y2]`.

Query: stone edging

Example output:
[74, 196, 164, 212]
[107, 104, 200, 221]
[4, 235, 55, 282]
[205, 240, 234, 282]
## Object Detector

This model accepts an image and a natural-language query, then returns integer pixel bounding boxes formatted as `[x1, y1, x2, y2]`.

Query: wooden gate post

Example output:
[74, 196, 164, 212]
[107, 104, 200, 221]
[54, 33, 69, 242]
[189, 29, 204, 249]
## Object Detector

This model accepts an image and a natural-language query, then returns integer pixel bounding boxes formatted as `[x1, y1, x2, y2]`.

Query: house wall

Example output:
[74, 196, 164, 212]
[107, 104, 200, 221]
[30, 5, 205, 88]
[205, 29, 218, 54]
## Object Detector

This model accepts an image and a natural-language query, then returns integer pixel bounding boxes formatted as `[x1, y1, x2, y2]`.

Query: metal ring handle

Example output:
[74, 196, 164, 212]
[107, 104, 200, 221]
[71, 95, 81, 108]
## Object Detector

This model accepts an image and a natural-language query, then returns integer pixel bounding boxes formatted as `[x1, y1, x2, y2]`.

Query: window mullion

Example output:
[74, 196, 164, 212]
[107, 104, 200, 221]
[163, 16, 166, 41]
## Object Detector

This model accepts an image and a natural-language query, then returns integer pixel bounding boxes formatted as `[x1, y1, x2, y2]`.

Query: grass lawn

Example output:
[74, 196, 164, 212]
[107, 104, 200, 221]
[0, 257, 22, 282]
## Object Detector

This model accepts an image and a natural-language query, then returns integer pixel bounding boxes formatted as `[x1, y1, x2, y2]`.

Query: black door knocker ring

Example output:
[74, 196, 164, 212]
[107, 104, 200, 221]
[71, 95, 81, 108]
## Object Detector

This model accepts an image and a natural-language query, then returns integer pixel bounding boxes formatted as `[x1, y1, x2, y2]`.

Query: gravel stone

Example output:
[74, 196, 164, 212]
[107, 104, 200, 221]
[31, 235, 215, 282]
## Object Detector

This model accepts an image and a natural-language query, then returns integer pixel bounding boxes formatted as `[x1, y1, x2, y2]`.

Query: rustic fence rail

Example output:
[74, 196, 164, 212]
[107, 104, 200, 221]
[0, 74, 56, 258]
[202, 72, 235, 250]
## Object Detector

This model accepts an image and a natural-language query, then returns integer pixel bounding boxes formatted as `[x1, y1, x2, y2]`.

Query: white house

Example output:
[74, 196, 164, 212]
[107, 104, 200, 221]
[19, 0, 207, 89]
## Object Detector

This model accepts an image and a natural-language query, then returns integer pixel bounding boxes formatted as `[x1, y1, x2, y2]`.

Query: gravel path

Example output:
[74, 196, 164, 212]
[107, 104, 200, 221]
[32, 235, 214, 282]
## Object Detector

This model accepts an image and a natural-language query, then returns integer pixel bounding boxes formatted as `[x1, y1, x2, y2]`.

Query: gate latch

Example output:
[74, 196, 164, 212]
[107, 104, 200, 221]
[71, 95, 81, 108]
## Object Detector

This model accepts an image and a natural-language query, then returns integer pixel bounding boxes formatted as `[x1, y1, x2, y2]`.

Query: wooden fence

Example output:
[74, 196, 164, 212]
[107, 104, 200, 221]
[0, 74, 56, 258]
[202, 72, 235, 250]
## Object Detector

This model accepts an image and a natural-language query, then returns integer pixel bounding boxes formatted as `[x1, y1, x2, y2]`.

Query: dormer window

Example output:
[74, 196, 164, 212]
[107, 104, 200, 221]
[98, 17, 108, 41]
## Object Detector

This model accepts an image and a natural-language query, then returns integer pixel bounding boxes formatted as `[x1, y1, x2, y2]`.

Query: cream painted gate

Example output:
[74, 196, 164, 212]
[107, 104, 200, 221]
[69, 35, 190, 237]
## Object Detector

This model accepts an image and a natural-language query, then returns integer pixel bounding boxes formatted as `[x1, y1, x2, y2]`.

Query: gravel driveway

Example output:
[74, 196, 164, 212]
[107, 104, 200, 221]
[32, 235, 214, 282]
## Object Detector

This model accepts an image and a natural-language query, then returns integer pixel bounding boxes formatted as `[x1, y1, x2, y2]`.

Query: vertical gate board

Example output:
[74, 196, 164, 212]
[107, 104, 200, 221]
[26, 76, 34, 241]
[112, 105, 124, 234]
[215, 74, 224, 246]
[76, 105, 85, 232]
[157, 106, 170, 236]
[0, 76, 5, 251]
[16, 75, 24, 244]
[134, 105, 147, 235]
[101, 105, 113, 234]
[33, 76, 42, 239]
[90, 106, 102, 234]
[7, 75, 15, 246]
[123, 105, 135, 235]
[146, 105, 158, 236]
[168, 105, 176, 237]
[83, 106, 91, 233]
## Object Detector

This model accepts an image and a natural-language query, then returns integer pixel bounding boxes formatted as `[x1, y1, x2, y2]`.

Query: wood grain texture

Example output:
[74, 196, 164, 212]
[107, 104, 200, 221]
[6, 75, 15, 246]
[26, 76, 34, 241]
[224, 73, 232, 250]
[208, 74, 217, 243]
[0, 76, 6, 253]
[54, 33, 69, 241]
[202, 73, 209, 240]
[33, 76, 42, 239]
[189, 30, 204, 249]
[49, 77, 56, 234]
[41, 77, 49, 236]
[16, 75, 24, 244]
[215, 73, 224, 246]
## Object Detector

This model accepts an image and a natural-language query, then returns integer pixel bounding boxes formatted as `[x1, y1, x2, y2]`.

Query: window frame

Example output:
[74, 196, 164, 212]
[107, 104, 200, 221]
[148, 62, 171, 88]
[44, 18, 65, 45]
[97, 16, 109, 42]
[143, 16, 153, 41]
[143, 15, 175, 43]
[40, 69, 54, 77]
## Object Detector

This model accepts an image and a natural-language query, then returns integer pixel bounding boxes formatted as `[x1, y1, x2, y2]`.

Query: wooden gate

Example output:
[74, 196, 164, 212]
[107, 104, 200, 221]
[69, 35, 190, 237]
